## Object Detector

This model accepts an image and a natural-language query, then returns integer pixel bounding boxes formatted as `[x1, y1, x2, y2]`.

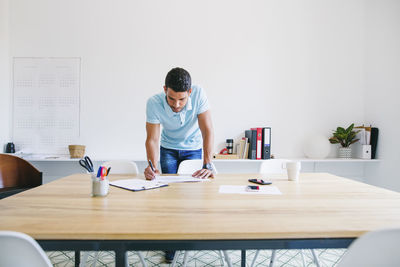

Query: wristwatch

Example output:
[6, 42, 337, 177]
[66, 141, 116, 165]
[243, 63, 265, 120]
[202, 163, 213, 171]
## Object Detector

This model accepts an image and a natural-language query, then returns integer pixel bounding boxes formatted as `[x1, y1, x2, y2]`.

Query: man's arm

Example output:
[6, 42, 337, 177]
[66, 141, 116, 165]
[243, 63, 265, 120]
[193, 110, 214, 178]
[145, 122, 161, 180]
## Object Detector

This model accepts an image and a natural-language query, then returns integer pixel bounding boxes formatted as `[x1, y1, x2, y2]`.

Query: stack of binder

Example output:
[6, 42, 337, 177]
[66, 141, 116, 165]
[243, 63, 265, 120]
[245, 127, 271, 160]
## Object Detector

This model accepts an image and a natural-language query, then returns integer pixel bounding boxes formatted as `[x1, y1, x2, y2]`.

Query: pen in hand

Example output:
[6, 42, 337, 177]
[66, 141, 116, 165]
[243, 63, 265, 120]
[148, 160, 157, 179]
[148, 160, 155, 172]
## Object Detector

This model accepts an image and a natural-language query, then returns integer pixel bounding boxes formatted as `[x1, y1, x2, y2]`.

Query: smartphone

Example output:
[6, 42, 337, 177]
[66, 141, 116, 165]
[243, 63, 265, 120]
[246, 185, 260, 192]
[248, 179, 272, 185]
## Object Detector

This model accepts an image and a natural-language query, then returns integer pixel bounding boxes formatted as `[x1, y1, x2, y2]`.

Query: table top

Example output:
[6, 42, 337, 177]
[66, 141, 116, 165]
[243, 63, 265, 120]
[1, 173, 400, 241]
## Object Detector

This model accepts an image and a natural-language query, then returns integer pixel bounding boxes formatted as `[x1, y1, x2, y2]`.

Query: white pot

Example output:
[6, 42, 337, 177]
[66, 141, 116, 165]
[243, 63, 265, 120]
[338, 147, 352, 158]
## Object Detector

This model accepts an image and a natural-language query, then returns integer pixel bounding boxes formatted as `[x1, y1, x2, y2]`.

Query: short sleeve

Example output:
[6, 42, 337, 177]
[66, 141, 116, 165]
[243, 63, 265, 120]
[197, 87, 210, 114]
[146, 97, 160, 124]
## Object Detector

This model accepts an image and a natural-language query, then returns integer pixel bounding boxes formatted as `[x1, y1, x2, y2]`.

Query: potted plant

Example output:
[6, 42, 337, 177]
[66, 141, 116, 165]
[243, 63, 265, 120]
[329, 123, 360, 158]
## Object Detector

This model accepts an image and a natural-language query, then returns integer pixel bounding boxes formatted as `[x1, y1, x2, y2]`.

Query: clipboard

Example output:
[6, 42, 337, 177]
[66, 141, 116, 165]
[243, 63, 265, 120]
[110, 179, 168, 191]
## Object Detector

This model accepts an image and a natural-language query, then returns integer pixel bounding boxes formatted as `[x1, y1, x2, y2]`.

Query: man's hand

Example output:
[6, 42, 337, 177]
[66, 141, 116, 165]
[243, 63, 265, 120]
[144, 166, 160, 180]
[192, 168, 214, 179]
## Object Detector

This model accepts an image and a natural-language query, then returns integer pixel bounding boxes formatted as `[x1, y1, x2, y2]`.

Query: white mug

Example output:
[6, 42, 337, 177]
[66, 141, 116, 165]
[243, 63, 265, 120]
[283, 161, 301, 181]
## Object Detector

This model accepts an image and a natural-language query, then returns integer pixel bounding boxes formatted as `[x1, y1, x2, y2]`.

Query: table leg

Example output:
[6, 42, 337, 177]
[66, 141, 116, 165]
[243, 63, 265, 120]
[241, 250, 246, 267]
[75, 250, 80, 267]
[115, 249, 126, 267]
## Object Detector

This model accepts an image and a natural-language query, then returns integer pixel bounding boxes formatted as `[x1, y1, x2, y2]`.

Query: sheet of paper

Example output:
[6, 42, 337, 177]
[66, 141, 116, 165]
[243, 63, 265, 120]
[219, 185, 282, 195]
[110, 179, 167, 191]
[154, 176, 210, 183]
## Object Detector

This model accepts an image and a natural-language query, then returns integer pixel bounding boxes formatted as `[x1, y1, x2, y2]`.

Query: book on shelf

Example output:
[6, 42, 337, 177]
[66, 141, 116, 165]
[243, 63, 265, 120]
[238, 138, 246, 159]
[213, 154, 240, 159]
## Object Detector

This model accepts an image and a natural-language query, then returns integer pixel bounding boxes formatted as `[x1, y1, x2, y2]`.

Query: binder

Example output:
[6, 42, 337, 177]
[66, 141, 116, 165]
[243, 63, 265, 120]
[249, 129, 257, 159]
[245, 130, 253, 159]
[252, 128, 262, 160]
[262, 127, 271, 159]
[371, 127, 379, 159]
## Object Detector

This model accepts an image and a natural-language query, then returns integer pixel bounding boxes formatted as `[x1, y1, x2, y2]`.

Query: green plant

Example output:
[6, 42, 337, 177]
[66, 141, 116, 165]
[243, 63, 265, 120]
[329, 123, 360, 148]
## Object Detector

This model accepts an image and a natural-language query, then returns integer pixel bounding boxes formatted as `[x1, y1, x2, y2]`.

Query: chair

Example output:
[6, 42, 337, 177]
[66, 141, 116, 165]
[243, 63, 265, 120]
[81, 160, 146, 267]
[0, 231, 53, 267]
[251, 159, 320, 267]
[177, 159, 218, 175]
[337, 228, 400, 267]
[0, 153, 42, 199]
[173, 160, 231, 267]
[103, 160, 139, 174]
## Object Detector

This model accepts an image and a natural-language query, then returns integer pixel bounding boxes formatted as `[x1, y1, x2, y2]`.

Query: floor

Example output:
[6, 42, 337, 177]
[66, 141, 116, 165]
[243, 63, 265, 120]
[47, 249, 346, 267]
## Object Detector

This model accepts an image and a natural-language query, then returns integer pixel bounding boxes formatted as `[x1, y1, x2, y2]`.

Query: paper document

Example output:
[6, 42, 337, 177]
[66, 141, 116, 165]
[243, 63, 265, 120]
[154, 176, 210, 184]
[110, 179, 168, 191]
[219, 185, 282, 195]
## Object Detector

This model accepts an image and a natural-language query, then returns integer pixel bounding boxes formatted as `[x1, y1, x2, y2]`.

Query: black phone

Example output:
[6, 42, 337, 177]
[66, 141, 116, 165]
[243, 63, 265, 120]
[248, 179, 272, 185]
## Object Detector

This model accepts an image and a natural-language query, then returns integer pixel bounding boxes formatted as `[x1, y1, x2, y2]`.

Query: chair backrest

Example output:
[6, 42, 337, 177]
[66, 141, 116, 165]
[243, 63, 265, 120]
[102, 160, 139, 174]
[0, 154, 42, 198]
[258, 159, 290, 174]
[177, 160, 218, 174]
[338, 228, 400, 267]
[0, 231, 53, 267]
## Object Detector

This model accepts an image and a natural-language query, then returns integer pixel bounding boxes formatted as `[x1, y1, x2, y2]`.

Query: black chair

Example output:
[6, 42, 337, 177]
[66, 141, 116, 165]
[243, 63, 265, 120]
[0, 154, 42, 199]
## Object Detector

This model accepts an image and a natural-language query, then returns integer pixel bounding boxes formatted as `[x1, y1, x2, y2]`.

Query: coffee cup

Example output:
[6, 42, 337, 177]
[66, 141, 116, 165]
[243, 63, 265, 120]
[284, 161, 301, 181]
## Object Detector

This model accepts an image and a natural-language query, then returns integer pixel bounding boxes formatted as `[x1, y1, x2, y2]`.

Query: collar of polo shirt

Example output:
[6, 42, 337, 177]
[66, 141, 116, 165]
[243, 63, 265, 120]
[163, 94, 193, 118]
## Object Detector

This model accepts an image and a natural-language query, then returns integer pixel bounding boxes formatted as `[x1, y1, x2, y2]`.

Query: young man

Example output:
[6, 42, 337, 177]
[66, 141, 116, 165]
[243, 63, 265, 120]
[144, 67, 214, 263]
[144, 67, 214, 180]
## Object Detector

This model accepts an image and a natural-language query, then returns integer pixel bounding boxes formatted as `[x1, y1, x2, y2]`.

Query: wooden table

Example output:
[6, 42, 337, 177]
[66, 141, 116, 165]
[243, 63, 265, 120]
[1, 173, 400, 266]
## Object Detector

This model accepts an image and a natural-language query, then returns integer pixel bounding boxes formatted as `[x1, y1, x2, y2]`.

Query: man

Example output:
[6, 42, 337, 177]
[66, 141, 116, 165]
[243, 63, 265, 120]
[144, 67, 214, 180]
[144, 67, 214, 263]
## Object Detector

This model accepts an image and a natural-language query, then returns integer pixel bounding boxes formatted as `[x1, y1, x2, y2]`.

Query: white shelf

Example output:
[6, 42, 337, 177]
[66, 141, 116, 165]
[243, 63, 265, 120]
[213, 158, 381, 163]
[289, 158, 381, 163]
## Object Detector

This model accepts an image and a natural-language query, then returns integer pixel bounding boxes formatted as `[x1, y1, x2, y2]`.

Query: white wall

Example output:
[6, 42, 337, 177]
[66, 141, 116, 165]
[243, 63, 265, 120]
[7, 0, 366, 160]
[364, 0, 400, 191]
[0, 0, 10, 150]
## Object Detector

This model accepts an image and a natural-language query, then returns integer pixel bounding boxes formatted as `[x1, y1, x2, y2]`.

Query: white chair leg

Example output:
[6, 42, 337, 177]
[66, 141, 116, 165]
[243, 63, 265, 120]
[311, 249, 321, 267]
[137, 252, 147, 267]
[222, 250, 233, 267]
[300, 250, 306, 267]
[269, 250, 276, 267]
[90, 251, 99, 267]
[125, 252, 129, 267]
[218, 250, 225, 266]
[182, 251, 190, 267]
[171, 251, 180, 267]
[250, 250, 260, 267]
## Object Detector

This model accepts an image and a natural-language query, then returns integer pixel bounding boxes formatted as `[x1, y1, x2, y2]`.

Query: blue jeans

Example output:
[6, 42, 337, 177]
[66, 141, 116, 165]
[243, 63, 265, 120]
[160, 146, 202, 174]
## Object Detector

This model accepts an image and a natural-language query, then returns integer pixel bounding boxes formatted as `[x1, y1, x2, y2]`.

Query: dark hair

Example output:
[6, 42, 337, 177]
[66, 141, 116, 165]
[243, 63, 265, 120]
[165, 67, 191, 92]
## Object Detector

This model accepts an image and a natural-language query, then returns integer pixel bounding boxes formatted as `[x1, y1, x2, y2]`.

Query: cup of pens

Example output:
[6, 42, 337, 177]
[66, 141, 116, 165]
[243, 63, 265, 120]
[91, 166, 110, 197]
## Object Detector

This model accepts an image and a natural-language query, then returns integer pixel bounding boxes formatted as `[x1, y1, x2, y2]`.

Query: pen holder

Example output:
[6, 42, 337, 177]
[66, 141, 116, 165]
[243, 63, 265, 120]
[91, 175, 109, 197]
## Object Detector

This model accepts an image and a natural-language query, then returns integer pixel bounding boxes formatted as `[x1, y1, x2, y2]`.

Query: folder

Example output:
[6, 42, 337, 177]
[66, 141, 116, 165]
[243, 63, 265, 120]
[251, 128, 262, 160]
[247, 129, 257, 159]
[245, 130, 252, 159]
[262, 127, 271, 159]
[371, 127, 379, 159]
[110, 179, 168, 191]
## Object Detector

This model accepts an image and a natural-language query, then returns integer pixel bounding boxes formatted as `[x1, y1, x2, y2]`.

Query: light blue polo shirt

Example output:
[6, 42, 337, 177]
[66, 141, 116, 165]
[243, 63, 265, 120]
[146, 85, 210, 150]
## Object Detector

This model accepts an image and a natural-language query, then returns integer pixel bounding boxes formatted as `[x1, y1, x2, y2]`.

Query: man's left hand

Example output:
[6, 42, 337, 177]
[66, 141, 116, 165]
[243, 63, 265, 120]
[192, 168, 214, 179]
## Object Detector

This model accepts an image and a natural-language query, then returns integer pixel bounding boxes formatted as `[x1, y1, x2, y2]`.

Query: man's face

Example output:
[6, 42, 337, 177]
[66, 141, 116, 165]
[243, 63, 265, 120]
[164, 86, 192, 113]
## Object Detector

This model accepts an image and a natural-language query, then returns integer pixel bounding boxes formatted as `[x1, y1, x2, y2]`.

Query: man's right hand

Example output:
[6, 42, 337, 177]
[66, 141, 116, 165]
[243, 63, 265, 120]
[144, 166, 160, 180]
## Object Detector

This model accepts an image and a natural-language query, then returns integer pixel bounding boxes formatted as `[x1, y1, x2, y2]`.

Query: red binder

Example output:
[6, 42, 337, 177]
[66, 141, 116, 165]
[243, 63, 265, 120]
[251, 128, 263, 160]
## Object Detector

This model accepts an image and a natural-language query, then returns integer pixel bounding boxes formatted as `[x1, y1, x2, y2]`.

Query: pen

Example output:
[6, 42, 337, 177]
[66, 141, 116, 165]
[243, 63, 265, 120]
[148, 160, 155, 172]
[107, 167, 111, 176]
